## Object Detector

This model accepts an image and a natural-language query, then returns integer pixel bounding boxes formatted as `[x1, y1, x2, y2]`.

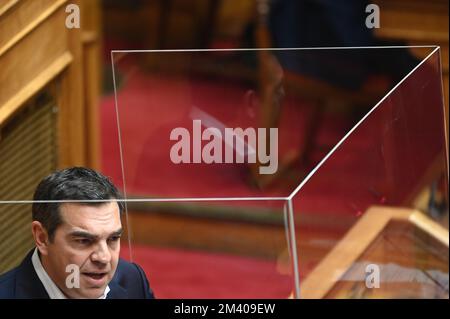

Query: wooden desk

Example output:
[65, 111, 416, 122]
[300, 206, 449, 298]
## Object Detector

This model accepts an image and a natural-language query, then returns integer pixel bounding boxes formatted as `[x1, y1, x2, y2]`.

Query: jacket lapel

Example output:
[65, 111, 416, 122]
[106, 281, 128, 299]
[14, 249, 129, 299]
[15, 249, 49, 299]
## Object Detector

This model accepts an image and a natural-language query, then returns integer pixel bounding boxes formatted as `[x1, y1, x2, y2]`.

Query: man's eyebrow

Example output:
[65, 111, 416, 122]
[69, 231, 98, 240]
[109, 228, 123, 237]
[68, 228, 123, 240]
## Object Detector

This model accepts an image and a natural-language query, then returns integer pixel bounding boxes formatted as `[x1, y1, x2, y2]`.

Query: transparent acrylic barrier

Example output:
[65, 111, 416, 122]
[110, 47, 432, 199]
[291, 48, 448, 298]
[108, 47, 447, 298]
[124, 199, 297, 298]
[1, 47, 447, 299]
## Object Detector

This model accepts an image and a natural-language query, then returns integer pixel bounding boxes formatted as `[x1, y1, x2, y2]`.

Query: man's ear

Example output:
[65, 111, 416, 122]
[31, 221, 50, 256]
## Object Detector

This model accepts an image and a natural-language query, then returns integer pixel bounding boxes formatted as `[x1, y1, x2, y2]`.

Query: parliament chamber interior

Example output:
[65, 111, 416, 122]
[0, 0, 449, 299]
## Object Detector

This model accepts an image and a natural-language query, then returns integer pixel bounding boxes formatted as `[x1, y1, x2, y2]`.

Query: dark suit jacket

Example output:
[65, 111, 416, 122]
[0, 250, 155, 299]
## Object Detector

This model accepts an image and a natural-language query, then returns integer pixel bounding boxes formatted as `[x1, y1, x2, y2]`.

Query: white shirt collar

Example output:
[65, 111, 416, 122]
[31, 248, 110, 299]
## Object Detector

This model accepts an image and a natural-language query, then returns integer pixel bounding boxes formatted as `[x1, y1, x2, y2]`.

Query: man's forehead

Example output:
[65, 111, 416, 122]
[60, 201, 120, 214]
[59, 202, 121, 229]
[68, 225, 123, 238]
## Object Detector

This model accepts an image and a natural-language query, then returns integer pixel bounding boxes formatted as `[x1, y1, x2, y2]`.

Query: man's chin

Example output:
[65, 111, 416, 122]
[74, 277, 110, 298]
[84, 288, 107, 299]
[69, 286, 107, 299]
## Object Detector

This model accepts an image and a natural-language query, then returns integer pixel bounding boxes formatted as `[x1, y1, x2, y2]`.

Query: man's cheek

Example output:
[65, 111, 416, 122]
[66, 253, 91, 274]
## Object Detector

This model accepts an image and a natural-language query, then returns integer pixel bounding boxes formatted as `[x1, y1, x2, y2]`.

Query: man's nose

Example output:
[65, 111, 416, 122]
[91, 241, 111, 264]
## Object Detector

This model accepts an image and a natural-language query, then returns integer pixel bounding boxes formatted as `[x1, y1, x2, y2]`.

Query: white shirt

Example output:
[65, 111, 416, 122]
[31, 248, 110, 299]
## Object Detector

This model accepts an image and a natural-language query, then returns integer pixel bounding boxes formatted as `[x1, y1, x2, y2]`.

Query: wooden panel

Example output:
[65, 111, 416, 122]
[0, 0, 68, 55]
[0, 0, 19, 16]
[81, 41, 100, 169]
[0, 95, 58, 274]
[326, 219, 448, 298]
[300, 206, 449, 298]
[0, 53, 72, 126]
[0, 6, 70, 119]
[0, 0, 88, 173]
[56, 0, 85, 168]
[80, 0, 102, 169]
[375, 0, 449, 43]
[373, 0, 449, 111]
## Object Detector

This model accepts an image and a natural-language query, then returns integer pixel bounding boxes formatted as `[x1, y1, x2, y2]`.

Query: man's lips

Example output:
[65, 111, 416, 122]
[82, 272, 109, 283]
[83, 272, 107, 278]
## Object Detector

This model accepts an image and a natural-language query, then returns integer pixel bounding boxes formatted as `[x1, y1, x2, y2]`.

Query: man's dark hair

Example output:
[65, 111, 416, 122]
[32, 167, 124, 242]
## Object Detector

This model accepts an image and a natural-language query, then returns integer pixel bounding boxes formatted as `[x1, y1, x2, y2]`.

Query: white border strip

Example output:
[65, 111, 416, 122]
[287, 199, 301, 299]
[111, 52, 134, 261]
[110, 52, 128, 204]
[437, 48, 450, 181]
[0, 197, 289, 204]
[111, 45, 438, 53]
[288, 46, 440, 200]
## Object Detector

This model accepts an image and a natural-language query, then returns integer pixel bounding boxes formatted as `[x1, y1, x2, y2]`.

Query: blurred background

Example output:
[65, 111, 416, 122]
[0, 0, 449, 298]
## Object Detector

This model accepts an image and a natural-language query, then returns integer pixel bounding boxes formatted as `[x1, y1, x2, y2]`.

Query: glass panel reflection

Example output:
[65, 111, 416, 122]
[123, 199, 296, 298]
[292, 48, 448, 299]
[110, 47, 433, 199]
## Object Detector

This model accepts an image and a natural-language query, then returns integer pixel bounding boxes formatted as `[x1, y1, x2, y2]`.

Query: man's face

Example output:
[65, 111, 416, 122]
[41, 201, 122, 299]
